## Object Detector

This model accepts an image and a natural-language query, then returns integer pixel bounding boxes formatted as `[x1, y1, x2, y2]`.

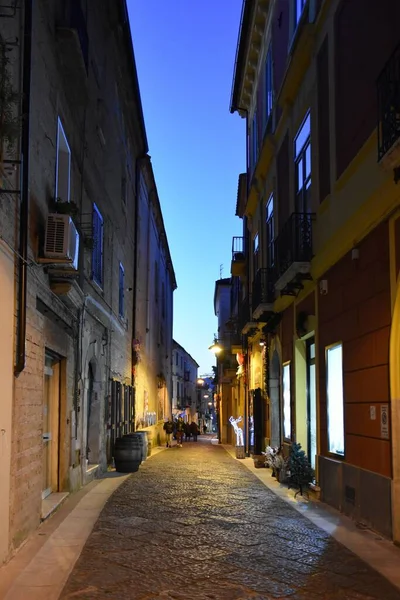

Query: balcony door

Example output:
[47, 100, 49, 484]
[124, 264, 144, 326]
[306, 339, 317, 470]
[294, 112, 311, 214]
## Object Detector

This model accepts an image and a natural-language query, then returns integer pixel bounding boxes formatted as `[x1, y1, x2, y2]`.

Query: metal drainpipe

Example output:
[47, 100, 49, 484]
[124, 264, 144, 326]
[131, 155, 147, 423]
[15, 0, 33, 377]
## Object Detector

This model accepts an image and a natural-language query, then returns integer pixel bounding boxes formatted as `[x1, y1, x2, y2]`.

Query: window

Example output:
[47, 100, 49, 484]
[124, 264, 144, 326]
[283, 363, 291, 439]
[326, 343, 345, 456]
[265, 195, 274, 268]
[253, 233, 259, 276]
[252, 112, 258, 173]
[294, 112, 311, 213]
[55, 118, 71, 203]
[118, 262, 124, 318]
[294, 0, 307, 27]
[265, 46, 273, 126]
[92, 203, 104, 286]
[176, 353, 178, 366]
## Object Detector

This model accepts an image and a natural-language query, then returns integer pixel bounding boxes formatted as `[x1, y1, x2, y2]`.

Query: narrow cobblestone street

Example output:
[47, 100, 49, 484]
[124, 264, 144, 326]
[60, 440, 400, 600]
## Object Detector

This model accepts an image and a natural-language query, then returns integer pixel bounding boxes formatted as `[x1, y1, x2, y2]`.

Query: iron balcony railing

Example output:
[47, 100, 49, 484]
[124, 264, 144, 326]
[275, 213, 314, 278]
[252, 268, 276, 309]
[232, 236, 245, 262]
[377, 42, 400, 162]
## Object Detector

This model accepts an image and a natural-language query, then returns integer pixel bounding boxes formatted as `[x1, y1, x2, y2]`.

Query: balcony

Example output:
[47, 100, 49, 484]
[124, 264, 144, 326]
[239, 296, 258, 336]
[377, 42, 400, 171]
[274, 213, 314, 296]
[56, 0, 89, 92]
[252, 268, 276, 319]
[231, 236, 246, 277]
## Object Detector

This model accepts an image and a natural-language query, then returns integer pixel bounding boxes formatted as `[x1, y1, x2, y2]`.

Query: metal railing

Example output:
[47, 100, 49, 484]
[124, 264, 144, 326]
[252, 268, 275, 308]
[232, 236, 245, 262]
[275, 213, 314, 278]
[377, 42, 400, 161]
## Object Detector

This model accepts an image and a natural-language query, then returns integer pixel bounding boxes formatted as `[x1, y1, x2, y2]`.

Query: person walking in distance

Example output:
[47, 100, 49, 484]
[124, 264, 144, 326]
[190, 421, 199, 441]
[163, 418, 174, 447]
[176, 417, 185, 447]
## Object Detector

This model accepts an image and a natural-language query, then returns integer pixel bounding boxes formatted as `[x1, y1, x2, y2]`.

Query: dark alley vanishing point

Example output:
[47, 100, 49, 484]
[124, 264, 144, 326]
[57, 439, 400, 600]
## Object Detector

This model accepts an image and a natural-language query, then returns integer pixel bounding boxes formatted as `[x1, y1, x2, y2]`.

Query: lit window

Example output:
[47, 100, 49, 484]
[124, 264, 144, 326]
[294, 112, 311, 213]
[92, 204, 104, 286]
[326, 343, 345, 456]
[55, 118, 71, 203]
[118, 262, 124, 318]
[283, 363, 291, 439]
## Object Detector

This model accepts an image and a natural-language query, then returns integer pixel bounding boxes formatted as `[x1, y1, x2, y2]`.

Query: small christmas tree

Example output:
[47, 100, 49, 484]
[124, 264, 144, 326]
[288, 442, 314, 497]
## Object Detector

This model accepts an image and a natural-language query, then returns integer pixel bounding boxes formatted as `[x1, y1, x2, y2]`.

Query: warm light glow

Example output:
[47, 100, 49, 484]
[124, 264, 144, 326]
[197, 378, 204, 385]
[208, 341, 222, 354]
[203, 394, 209, 399]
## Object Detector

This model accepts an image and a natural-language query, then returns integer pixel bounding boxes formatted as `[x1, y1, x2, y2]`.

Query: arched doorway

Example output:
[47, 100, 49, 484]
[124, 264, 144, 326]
[269, 349, 281, 447]
[389, 279, 400, 543]
[86, 361, 100, 465]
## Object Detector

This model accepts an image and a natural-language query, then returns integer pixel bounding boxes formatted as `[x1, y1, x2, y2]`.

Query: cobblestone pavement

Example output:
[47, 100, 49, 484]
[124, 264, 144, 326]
[60, 440, 400, 600]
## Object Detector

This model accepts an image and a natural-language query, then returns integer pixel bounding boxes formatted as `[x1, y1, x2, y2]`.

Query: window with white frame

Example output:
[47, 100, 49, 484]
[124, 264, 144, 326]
[118, 262, 124, 318]
[92, 203, 104, 287]
[266, 194, 274, 268]
[326, 343, 345, 456]
[283, 362, 291, 439]
[294, 112, 311, 213]
[294, 0, 307, 27]
[265, 45, 273, 126]
[55, 118, 71, 203]
[253, 233, 259, 277]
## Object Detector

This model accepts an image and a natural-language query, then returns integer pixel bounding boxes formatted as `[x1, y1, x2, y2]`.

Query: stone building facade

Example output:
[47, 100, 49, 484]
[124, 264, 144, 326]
[172, 340, 199, 421]
[0, 0, 175, 564]
[228, 0, 400, 540]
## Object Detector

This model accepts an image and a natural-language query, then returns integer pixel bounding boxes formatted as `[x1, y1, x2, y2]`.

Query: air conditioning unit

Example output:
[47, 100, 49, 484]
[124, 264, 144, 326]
[44, 213, 79, 270]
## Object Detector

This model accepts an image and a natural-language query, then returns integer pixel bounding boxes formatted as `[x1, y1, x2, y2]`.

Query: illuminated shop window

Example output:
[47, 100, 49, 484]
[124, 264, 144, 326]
[326, 343, 345, 456]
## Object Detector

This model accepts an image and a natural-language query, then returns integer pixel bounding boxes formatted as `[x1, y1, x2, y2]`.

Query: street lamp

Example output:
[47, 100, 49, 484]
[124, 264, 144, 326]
[208, 337, 222, 354]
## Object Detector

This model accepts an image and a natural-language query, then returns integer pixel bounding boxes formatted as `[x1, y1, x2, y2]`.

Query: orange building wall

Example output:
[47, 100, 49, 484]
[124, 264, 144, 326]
[318, 221, 391, 478]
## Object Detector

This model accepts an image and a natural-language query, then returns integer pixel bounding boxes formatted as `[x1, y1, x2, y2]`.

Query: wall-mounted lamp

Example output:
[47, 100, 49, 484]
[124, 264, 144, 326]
[208, 338, 222, 354]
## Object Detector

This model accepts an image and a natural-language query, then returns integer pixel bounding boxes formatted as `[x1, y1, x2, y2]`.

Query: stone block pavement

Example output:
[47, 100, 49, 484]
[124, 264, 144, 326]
[59, 440, 400, 600]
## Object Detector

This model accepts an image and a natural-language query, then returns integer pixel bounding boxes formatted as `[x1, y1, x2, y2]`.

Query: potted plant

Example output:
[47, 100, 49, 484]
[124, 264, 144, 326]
[287, 442, 314, 497]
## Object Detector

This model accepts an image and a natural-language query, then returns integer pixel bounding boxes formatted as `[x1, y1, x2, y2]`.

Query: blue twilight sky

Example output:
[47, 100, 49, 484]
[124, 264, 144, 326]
[128, 0, 245, 376]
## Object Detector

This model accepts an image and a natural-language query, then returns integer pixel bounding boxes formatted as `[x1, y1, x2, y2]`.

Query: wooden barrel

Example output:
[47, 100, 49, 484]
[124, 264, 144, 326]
[114, 435, 141, 473]
[130, 431, 147, 462]
[137, 430, 152, 457]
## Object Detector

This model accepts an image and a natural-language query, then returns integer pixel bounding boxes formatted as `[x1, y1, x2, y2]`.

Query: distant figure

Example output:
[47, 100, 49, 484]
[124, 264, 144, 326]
[203, 424, 207, 435]
[190, 421, 199, 441]
[175, 417, 185, 447]
[163, 418, 174, 447]
[184, 422, 191, 442]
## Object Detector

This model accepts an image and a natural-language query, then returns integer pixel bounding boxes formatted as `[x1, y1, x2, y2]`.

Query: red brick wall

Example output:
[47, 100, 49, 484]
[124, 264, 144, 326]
[318, 221, 391, 477]
[335, 0, 400, 178]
